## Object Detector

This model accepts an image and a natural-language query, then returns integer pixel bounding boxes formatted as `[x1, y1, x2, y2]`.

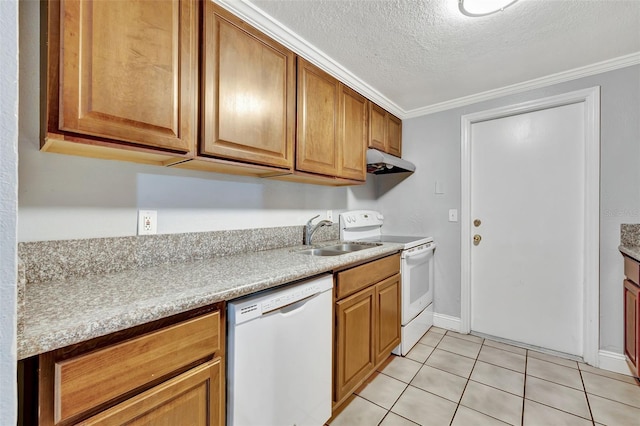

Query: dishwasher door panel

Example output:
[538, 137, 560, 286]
[227, 275, 333, 426]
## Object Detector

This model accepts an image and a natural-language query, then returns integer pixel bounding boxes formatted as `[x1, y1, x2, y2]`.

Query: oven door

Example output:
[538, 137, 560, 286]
[400, 242, 435, 325]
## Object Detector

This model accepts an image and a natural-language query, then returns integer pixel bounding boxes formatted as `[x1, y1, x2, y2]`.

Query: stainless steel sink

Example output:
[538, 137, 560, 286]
[298, 248, 347, 256]
[323, 243, 377, 252]
[297, 242, 381, 256]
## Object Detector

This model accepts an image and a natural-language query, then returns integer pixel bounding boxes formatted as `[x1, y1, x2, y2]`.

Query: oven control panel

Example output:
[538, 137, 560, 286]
[339, 210, 384, 229]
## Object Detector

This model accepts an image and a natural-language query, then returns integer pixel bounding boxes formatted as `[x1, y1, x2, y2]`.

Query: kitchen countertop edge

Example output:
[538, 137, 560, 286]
[620, 244, 640, 263]
[18, 242, 403, 360]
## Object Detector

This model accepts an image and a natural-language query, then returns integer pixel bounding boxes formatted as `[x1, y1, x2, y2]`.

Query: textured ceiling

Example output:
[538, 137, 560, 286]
[244, 0, 640, 115]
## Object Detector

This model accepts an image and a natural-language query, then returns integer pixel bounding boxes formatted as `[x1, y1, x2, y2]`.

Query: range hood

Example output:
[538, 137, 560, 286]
[366, 149, 416, 174]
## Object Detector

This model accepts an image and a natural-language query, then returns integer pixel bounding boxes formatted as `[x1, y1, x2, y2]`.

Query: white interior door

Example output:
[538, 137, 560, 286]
[470, 102, 585, 356]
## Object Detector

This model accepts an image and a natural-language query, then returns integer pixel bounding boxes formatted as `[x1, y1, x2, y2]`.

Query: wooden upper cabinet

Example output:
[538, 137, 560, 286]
[338, 85, 368, 181]
[368, 102, 402, 158]
[54, 0, 197, 154]
[297, 58, 366, 181]
[387, 114, 402, 157]
[296, 58, 340, 177]
[369, 104, 387, 152]
[201, 3, 295, 169]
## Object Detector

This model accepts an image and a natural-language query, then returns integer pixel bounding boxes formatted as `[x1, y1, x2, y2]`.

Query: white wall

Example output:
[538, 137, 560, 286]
[17, 0, 377, 243]
[0, 0, 19, 422]
[381, 65, 640, 355]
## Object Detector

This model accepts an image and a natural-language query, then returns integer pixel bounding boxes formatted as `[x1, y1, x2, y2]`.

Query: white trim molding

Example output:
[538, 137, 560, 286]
[460, 87, 601, 366]
[213, 1, 639, 120]
[598, 350, 635, 376]
[212, 0, 405, 116]
[433, 313, 462, 333]
[405, 53, 639, 118]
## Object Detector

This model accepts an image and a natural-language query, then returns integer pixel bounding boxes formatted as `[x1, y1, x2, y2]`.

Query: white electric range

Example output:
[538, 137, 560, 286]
[340, 210, 436, 356]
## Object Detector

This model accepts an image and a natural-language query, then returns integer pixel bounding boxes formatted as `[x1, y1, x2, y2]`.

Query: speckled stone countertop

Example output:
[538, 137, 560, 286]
[620, 224, 640, 262]
[18, 241, 402, 359]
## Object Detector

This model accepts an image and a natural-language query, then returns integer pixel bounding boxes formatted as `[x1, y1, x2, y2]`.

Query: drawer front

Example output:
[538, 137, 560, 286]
[55, 311, 220, 423]
[336, 254, 400, 300]
[625, 255, 640, 285]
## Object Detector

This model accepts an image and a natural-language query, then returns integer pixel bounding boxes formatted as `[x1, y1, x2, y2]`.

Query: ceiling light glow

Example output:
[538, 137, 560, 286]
[459, 0, 519, 17]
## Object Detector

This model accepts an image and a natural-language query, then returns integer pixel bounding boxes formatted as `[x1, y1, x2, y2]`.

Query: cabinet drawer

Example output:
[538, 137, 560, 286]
[78, 358, 222, 426]
[625, 255, 640, 285]
[54, 311, 220, 423]
[336, 254, 400, 300]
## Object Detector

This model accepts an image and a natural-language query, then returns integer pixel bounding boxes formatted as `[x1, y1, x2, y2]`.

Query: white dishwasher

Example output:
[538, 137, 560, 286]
[227, 274, 333, 426]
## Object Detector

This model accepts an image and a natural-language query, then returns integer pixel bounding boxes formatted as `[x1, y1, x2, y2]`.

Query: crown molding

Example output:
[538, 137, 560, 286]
[212, 1, 639, 121]
[213, 0, 405, 116]
[403, 52, 640, 118]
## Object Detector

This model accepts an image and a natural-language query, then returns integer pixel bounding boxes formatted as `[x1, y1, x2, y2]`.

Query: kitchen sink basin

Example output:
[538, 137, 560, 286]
[323, 243, 377, 252]
[298, 248, 346, 256]
[297, 242, 381, 256]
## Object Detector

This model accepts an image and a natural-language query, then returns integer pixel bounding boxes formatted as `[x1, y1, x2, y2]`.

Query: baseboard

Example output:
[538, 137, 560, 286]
[598, 350, 634, 376]
[433, 313, 461, 332]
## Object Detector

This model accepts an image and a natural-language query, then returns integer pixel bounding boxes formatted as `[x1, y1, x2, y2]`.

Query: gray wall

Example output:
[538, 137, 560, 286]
[380, 65, 640, 354]
[17, 0, 378, 243]
[1, 0, 18, 422]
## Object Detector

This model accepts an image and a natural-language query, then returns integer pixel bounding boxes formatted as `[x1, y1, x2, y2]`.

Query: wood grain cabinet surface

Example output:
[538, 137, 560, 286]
[197, 2, 295, 170]
[34, 304, 225, 426]
[294, 58, 367, 183]
[369, 102, 402, 158]
[623, 255, 640, 377]
[42, 0, 198, 165]
[333, 254, 401, 409]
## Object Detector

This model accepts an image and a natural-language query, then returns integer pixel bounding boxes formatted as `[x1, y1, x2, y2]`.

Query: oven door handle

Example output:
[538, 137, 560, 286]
[403, 243, 436, 262]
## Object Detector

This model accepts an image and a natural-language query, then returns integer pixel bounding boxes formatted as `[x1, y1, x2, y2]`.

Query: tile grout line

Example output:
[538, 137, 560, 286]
[576, 366, 597, 425]
[521, 348, 528, 426]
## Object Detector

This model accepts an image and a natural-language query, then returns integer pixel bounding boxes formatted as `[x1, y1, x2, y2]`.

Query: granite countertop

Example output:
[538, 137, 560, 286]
[18, 241, 403, 360]
[620, 245, 640, 262]
[620, 224, 640, 262]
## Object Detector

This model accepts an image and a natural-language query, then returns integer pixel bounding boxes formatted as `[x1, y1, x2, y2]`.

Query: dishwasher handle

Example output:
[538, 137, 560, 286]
[262, 292, 318, 316]
[228, 274, 333, 326]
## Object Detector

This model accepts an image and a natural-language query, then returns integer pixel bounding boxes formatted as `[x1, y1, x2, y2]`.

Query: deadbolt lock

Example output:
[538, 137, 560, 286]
[473, 234, 482, 245]
[473, 219, 481, 227]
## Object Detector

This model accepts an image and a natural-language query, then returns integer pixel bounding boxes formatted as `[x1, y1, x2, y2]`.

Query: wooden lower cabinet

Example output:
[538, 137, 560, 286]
[79, 359, 222, 426]
[335, 287, 375, 403]
[624, 277, 640, 377]
[375, 274, 402, 365]
[623, 254, 640, 377]
[34, 304, 225, 425]
[333, 254, 401, 409]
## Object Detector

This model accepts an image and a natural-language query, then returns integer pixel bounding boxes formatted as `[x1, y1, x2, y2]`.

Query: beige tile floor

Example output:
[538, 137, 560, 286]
[330, 327, 640, 426]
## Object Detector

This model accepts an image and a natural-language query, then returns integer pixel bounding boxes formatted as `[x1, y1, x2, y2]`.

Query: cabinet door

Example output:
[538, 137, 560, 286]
[338, 86, 367, 181]
[368, 103, 387, 152]
[58, 0, 196, 153]
[375, 274, 401, 365]
[387, 113, 402, 157]
[79, 359, 223, 426]
[297, 58, 339, 176]
[335, 287, 375, 403]
[624, 279, 639, 376]
[201, 3, 295, 169]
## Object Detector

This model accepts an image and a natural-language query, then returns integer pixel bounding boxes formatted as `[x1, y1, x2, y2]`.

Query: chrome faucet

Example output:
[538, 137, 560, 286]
[305, 215, 333, 245]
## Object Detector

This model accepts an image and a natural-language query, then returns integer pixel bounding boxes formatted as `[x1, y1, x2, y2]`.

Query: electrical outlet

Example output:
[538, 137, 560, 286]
[138, 210, 157, 235]
[326, 210, 333, 222]
[448, 209, 458, 222]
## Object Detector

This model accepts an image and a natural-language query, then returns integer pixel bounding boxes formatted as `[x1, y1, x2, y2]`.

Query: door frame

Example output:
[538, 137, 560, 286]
[460, 87, 601, 366]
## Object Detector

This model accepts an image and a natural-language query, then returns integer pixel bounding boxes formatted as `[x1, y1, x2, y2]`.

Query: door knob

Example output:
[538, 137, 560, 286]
[473, 234, 482, 246]
[473, 219, 481, 227]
